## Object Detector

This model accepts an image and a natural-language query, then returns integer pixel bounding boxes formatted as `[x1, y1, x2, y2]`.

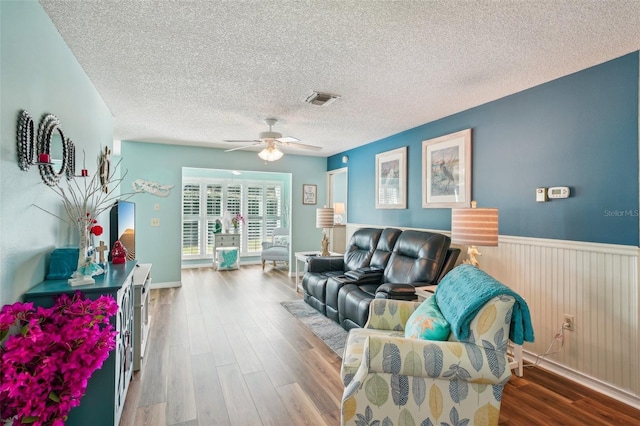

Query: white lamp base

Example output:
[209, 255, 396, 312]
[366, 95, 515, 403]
[462, 245, 482, 268]
[320, 231, 330, 256]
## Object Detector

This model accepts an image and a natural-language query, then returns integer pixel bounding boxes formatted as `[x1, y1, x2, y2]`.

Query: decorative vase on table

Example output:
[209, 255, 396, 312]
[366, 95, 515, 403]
[68, 222, 103, 286]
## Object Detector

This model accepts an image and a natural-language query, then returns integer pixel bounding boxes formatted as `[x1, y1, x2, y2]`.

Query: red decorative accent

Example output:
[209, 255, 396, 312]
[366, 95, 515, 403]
[111, 240, 127, 264]
[81, 169, 89, 177]
[38, 153, 50, 163]
[90, 225, 103, 236]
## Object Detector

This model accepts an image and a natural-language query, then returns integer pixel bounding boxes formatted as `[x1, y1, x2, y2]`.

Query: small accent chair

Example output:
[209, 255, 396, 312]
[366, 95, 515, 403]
[261, 227, 290, 270]
[340, 264, 534, 426]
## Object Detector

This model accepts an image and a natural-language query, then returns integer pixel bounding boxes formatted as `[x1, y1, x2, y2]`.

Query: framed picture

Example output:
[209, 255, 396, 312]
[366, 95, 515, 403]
[302, 184, 317, 205]
[375, 147, 407, 209]
[422, 129, 472, 208]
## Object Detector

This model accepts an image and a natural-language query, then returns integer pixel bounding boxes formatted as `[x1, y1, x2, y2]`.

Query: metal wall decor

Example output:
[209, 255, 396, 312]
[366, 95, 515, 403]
[16, 109, 77, 186]
[17, 110, 35, 171]
[37, 113, 68, 186]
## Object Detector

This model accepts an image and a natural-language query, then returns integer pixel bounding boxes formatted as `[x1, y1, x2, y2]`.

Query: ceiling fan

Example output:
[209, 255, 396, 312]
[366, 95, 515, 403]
[223, 118, 322, 161]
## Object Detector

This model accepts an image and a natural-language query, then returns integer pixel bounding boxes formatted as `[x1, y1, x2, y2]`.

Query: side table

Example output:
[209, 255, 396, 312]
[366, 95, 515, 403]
[213, 233, 240, 270]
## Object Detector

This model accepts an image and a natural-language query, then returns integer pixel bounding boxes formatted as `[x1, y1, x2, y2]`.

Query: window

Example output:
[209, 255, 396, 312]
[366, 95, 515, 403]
[182, 179, 284, 260]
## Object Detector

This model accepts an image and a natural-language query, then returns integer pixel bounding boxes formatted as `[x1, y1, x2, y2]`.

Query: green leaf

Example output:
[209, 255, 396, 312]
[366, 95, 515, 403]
[365, 373, 389, 406]
[21, 416, 38, 424]
[20, 324, 29, 336]
[49, 391, 60, 402]
[398, 408, 416, 426]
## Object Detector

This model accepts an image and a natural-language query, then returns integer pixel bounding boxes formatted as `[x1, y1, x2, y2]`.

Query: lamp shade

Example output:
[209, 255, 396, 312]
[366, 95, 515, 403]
[258, 145, 283, 161]
[451, 207, 499, 246]
[333, 202, 345, 215]
[316, 207, 335, 228]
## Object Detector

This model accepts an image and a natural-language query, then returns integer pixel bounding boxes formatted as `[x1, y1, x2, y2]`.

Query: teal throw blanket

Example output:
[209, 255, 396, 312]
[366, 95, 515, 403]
[435, 264, 534, 345]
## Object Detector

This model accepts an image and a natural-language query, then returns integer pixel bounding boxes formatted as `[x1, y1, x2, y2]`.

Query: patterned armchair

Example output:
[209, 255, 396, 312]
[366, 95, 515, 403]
[340, 265, 534, 426]
[261, 227, 290, 270]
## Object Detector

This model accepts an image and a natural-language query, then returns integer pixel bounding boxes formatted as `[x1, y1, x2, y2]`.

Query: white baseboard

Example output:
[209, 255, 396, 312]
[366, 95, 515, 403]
[523, 352, 640, 410]
[150, 281, 182, 289]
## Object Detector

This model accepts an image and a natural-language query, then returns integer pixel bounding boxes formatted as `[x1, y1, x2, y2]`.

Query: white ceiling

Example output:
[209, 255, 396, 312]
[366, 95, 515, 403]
[39, 1, 640, 158]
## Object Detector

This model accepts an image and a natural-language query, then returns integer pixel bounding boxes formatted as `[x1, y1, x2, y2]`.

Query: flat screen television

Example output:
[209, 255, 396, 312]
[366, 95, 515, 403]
[109, 200, 135, 261]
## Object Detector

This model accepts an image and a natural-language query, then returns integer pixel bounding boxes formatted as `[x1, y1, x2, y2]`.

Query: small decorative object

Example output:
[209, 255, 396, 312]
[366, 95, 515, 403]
[33, 148, 132, 283]
[422, 129, 472, 208]
[111, 240, 127, 264]
[302, 184, 317, 205]
[99, 146, 111, 193]
[96, 240, 109, 264]
[214, 219, 222, 233]
[132, 178, 174, 197]
[0, 291, 118, 426]
[232, 213, 245, 232]
[375, 146, 407, 209]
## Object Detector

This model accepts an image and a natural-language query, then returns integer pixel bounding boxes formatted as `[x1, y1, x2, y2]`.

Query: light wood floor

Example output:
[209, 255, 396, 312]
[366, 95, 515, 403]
[119, 265, 640, 426]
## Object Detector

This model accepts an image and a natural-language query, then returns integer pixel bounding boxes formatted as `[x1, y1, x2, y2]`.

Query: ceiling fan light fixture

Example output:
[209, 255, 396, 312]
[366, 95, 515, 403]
[258, 145, 284, 162]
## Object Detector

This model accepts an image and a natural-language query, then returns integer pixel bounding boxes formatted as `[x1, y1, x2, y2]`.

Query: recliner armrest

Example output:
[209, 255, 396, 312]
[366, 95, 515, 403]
[375, 283, 417, 301]
[307, 256, 345, 273]
[343, 269, 383, 284]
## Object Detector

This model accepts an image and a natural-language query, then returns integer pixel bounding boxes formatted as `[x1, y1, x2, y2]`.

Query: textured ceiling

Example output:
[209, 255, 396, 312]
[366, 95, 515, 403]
[39, 1, 640, 157]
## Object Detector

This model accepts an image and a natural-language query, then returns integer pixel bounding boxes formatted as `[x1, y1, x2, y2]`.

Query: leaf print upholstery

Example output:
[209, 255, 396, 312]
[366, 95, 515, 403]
[341, 272, 524, 426]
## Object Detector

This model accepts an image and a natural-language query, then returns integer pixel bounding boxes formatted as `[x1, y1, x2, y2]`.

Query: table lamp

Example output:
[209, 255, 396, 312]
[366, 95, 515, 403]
[316, 206, 335, 256]
[451, 201, 498, 268]
[333, 202, 345, 224]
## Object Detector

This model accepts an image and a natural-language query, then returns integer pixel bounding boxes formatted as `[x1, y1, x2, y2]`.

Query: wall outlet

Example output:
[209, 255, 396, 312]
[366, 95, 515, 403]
[563, 314, 575, 331]
[151, 218, 160, 227]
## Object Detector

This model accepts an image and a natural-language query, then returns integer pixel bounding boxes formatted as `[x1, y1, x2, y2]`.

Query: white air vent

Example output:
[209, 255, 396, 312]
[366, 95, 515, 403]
[305, 91, 340, 107]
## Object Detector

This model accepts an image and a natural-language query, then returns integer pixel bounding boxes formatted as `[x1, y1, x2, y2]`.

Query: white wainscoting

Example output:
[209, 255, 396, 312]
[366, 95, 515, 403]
[346, 223, 640, 408]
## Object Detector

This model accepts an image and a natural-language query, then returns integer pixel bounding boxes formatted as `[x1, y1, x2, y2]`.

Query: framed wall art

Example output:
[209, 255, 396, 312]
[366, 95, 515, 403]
[375, 146, 407, 209]
[422, 129, 472, 208]
[302, 184, 317, 205]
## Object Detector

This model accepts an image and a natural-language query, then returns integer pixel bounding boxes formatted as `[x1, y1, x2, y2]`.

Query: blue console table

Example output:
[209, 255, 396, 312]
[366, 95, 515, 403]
[24, 261, 137, 426]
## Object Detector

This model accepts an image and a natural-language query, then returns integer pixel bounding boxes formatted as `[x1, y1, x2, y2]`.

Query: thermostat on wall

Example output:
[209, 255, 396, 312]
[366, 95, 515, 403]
[547, 186, 570, 199]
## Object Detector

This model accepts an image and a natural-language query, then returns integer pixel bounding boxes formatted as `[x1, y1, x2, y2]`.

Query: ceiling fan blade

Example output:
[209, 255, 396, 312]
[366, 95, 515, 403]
[276, 136, 300, 143]
[223, 139, 262, 143]
[279, 140, 323, 151]
[224, 142, 263, 152]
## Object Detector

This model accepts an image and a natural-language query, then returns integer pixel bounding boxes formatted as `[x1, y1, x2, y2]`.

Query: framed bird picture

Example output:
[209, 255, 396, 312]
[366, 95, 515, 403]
[375, 146, 407, 209]
[422, 129, 472, 208]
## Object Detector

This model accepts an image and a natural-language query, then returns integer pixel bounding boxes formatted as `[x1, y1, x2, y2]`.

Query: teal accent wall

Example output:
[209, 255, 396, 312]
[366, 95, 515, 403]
[329, 53, 640, 246]
[120, 141, 327, 284]
[0, 2, 113, 306]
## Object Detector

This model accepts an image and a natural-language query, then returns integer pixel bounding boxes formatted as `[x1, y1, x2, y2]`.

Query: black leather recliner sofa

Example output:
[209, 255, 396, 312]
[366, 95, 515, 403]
[302, 228, 384, 315]
[301, 227, 460, 330]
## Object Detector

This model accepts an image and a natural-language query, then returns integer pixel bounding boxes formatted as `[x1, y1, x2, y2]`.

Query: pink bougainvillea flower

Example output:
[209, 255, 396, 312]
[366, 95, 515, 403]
[0, 291, 117, 425]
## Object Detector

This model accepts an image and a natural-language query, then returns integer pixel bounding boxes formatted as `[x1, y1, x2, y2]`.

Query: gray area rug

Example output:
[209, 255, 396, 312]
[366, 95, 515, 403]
[280, 299, 348, 358]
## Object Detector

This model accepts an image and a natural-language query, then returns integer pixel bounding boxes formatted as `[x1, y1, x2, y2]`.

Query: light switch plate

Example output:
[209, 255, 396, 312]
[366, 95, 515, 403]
[536, 188, 547, 202]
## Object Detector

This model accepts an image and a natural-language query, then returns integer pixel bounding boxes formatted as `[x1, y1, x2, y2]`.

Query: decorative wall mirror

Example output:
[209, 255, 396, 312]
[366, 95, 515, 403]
[17, 110, 35, 171]
[37, 113, 68, 186]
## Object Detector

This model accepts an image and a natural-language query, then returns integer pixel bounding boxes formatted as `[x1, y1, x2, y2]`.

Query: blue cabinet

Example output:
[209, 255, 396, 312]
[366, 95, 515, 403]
[24, 261, 136, 426]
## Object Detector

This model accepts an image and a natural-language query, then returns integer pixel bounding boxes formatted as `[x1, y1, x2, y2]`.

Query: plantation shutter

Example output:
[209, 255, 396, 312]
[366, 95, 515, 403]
[265, 185, 282, 238]
[182, 183, 201, 256]
[181, 179, 284, 261]
[246, 185, 264, 252]
[206, 184, 223, 255]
